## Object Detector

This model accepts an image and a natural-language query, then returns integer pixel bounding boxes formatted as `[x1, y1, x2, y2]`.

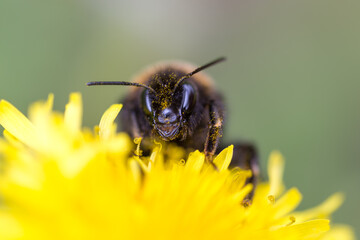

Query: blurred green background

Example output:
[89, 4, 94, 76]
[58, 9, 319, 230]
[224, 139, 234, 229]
[1, 0, 359, 236]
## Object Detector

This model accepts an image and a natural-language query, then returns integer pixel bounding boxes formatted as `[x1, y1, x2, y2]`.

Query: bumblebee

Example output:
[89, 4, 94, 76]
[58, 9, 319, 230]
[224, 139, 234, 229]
[88, 57, 259, 187]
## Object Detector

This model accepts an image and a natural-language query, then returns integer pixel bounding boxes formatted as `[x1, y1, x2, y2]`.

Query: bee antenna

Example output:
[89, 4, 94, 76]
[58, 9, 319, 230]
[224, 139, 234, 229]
[87, 81, 156, 94]
[173, 57, 226, 90]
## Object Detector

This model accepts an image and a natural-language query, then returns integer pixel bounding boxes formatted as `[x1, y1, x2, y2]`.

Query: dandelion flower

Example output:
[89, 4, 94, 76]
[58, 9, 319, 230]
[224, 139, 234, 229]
[0, 93, 354, 239]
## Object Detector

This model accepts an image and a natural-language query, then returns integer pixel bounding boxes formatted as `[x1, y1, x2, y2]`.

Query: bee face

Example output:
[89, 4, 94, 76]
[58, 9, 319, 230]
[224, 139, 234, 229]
[141, 71, 197, 141]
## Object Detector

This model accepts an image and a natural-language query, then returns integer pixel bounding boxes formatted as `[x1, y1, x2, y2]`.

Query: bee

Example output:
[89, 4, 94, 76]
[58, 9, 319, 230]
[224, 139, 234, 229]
[87, 57, 259, 187]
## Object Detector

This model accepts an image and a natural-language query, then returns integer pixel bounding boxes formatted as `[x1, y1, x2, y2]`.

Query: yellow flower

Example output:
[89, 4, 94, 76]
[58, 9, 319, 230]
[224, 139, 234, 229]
[0, 93, 354, 240]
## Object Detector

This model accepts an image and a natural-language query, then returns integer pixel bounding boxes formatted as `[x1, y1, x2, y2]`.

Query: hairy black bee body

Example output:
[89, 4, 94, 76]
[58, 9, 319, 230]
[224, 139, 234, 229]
[87, 58, 259, 197]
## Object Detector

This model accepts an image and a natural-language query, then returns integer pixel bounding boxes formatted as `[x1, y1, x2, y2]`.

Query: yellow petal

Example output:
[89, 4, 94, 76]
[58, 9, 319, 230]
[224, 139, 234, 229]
[274, 188, 302, 219]
[57, 145, 97, 178]
[320, 225, 355, 240]
[227, 168, 252, 192]
[213, 145, 233, 172]
[128, 159, 142, 191]
[64, 93, 82, 133]
[268, 150, 285, 197]
[231, 183, 253, 202]
[0, 211, 23, 239]
[293, 193, 344, 222]
[278, 219, 330, 239]
[185, 150, 205, 172]
[46, 93, 54, 110]
[99, 104, 122, 140]
[0, 100, 39, 148]
[3, 129, 24, 147]
[28, 93, 54, 122]
[149, 141, 163, 169]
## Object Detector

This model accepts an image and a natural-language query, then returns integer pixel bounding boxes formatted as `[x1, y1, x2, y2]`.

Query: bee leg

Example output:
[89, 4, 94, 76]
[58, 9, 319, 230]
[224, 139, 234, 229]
[128, 110, 155, 156]
[129, 110, 142, 138]
[119, 104, 143, 139]
[120, 107, 152, 156]
[204, 102, 224, 164]
[229, 143, 260, 200]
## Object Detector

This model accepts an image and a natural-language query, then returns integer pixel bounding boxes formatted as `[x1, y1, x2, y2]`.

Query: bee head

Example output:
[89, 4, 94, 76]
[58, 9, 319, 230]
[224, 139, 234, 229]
[87, 57, 225, 141]
[141, 72, 197, 140]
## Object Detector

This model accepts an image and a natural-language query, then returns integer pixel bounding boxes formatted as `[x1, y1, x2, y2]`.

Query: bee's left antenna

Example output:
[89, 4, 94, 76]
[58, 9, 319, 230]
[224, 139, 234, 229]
[173, 57, 226, 90]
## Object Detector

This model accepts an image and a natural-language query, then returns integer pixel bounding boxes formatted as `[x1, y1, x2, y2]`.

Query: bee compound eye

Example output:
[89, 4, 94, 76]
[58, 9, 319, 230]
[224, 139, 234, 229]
[180, 83, 196, 113]
[141, 89, 153, 117]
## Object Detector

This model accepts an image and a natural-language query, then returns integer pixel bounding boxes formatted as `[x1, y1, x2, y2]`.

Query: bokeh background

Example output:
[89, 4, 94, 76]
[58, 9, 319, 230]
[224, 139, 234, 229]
[1, 0, 359, 236]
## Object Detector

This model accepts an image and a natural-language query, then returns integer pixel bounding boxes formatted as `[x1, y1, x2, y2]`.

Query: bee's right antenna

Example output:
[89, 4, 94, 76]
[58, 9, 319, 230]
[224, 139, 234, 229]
[173, 57, 226, 90]
[87, 81, 156, 94]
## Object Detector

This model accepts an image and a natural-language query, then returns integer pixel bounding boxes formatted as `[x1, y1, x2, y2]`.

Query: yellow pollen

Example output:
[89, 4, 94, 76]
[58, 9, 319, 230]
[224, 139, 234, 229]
[268, 195, 276, 204]
[178, 159, 186, 166]
[242, 199, 251, 208]
[286, 216, 296, 226]
[134, 137, 143, 156]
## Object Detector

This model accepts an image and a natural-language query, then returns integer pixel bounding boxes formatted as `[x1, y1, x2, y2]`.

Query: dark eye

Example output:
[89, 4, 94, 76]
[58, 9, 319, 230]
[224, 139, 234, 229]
[141, 89, 153, 117]
[180, 83, 196, 113]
